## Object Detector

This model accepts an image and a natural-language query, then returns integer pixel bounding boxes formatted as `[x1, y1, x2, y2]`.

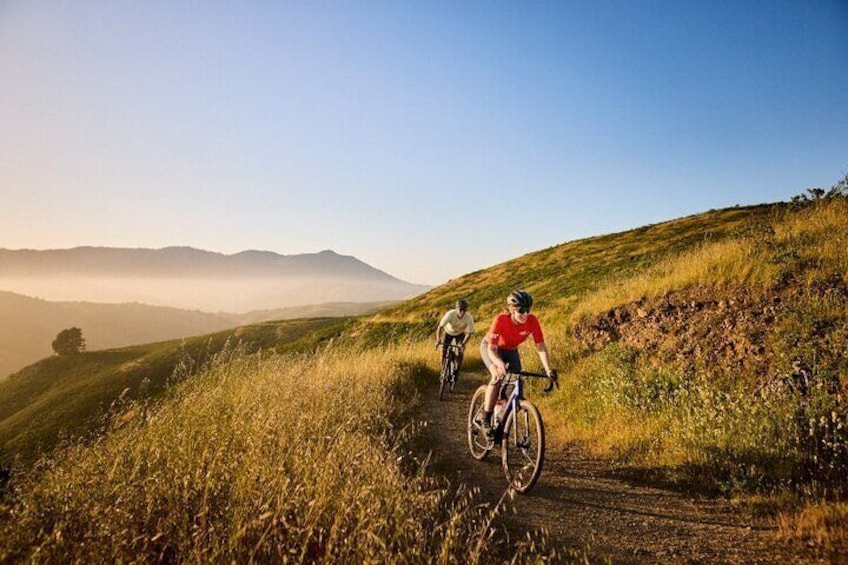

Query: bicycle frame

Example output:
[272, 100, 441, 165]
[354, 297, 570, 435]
[438, 342, 464, 400]
[492, 370, 554, 435]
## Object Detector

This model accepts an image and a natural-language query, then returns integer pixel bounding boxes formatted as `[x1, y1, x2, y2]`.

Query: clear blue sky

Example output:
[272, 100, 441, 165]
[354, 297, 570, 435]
[1, 1, 846, 285]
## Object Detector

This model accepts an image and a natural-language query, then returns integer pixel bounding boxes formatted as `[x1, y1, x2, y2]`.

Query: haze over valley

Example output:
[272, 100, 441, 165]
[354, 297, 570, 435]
[0, 246, 423, 377]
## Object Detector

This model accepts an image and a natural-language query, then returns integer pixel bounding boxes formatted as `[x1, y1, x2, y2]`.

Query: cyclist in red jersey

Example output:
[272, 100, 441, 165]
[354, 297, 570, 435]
[478, 289, 553, 434]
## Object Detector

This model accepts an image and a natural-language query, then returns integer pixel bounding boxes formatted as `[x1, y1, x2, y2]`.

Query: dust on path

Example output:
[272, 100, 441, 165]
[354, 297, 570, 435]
[413, 373, 824, 564]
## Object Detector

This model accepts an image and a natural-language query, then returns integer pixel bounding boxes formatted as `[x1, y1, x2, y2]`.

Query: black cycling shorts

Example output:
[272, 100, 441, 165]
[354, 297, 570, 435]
[479, 340, 521, 383]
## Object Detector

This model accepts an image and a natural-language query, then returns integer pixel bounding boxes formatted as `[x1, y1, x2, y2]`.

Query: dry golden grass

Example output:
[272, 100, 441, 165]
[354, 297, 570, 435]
[0, 343, 558, 563]
[773, 198, 848, 282]
[569, 198, 848, 323]
[778, 502, 848, 552]
[568, 237, 774, 322]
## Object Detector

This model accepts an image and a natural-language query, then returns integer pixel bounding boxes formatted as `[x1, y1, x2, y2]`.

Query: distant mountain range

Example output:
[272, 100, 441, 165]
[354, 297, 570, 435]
[0, 247, 406, 279]
[0, 247, 430, 312]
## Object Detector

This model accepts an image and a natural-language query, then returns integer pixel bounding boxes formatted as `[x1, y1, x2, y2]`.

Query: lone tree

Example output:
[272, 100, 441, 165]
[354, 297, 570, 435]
[52, 327, 86, 356]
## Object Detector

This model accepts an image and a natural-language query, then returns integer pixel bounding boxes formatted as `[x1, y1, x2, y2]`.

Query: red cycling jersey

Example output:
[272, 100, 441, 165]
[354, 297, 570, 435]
[485, 312, 544, 350]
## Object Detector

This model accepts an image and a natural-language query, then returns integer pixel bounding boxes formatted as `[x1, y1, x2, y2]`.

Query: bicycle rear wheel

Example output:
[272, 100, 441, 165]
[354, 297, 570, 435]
[501, 400, 545, 493]
[467, 385, 492, 460]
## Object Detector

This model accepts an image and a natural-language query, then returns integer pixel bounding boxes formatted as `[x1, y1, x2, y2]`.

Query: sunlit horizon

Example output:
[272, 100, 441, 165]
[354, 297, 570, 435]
[2, 2, 846, 285]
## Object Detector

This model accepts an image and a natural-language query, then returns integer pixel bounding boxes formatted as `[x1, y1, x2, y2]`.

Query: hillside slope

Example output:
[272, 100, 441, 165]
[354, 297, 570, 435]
[364, 197, 848, 491]
[0, 293, 393, 379]
[364, 203, 782, 340]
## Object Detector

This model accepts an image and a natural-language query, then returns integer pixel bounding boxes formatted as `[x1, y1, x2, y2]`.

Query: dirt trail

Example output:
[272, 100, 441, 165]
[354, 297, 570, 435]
[414, 373, 822, 564]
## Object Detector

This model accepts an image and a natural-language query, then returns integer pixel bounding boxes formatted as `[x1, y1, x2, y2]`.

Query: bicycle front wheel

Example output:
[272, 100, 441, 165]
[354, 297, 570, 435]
[438, 353, 450, 401]
[501, 400, 545, 493]
[467, 385, 491, 460]
[449, 356, 459, 392]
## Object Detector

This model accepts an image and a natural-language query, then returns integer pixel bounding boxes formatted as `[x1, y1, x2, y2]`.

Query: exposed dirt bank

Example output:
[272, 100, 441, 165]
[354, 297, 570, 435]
[571, 279, 848, 389]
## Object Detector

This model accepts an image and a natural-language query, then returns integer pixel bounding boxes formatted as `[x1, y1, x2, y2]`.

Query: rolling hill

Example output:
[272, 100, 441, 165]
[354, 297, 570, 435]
[0, 292, 392, 379]
[0, 292, 234, 379]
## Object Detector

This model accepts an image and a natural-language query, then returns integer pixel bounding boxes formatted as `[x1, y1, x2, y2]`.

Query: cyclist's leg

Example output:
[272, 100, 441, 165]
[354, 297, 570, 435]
[446, 333, 462, 369]
[479, 341, 500, 426]
[484, 348, 520, 409]
[480, 343, 521, 412]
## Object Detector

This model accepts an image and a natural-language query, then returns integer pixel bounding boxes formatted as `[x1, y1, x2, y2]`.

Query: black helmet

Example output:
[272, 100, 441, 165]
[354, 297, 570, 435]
[506, 289, 533, 309]
[456, 298, 469, 311]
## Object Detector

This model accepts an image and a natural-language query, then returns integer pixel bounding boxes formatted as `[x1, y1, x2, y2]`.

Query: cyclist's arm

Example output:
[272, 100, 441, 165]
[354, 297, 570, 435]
[435, 326, 444, 345]
[535, 341, 553, 376]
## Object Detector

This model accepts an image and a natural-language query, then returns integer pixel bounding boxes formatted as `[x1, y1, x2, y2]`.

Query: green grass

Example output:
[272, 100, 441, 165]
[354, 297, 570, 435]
[534, 199, 848, 500]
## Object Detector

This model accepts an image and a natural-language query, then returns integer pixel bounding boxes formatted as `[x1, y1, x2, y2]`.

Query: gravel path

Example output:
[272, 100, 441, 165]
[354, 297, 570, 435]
[413, 372, 824, 564]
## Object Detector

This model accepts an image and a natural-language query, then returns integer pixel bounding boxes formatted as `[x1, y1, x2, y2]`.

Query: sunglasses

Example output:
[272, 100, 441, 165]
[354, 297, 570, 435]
[516, 306, 531, 314]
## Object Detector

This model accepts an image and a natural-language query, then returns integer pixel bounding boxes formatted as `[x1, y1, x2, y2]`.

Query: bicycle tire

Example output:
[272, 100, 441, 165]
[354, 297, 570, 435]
[467, 385, 492, 460]
[501, 399, 545, 493]
[449, 356, 458, 392]
[438, 353, 450, 400]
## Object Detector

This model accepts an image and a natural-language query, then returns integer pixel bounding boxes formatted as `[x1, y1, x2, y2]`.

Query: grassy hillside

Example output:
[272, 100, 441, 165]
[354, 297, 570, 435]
[366, 203, 782, 339]
[359, 196, 848, 547]
[0, 317, 349, 466]
[3, 193, 847, 559]
[0, 343, 565, 563]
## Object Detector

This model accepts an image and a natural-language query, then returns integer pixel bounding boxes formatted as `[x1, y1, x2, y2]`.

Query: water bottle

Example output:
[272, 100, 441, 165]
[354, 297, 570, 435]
[493, 399, 506, 427]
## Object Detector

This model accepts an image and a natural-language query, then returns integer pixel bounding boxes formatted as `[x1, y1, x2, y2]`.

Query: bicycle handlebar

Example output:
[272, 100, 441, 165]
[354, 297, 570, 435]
[504, 369, 560, 392]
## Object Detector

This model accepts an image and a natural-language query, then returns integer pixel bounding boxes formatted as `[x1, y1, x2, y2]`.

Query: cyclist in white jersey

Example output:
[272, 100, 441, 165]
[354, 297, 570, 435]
[436, 298, 474, 371]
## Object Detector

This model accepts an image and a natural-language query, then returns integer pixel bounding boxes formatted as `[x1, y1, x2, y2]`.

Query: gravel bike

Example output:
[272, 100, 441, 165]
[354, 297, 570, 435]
[467, 369, 558, 493]
[437, 342, 463, 400]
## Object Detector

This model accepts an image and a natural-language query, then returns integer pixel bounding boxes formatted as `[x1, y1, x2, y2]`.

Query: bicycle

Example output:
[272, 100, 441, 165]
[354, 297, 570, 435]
[467, 369, 558, 493]
[437, 342, 463, 400]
